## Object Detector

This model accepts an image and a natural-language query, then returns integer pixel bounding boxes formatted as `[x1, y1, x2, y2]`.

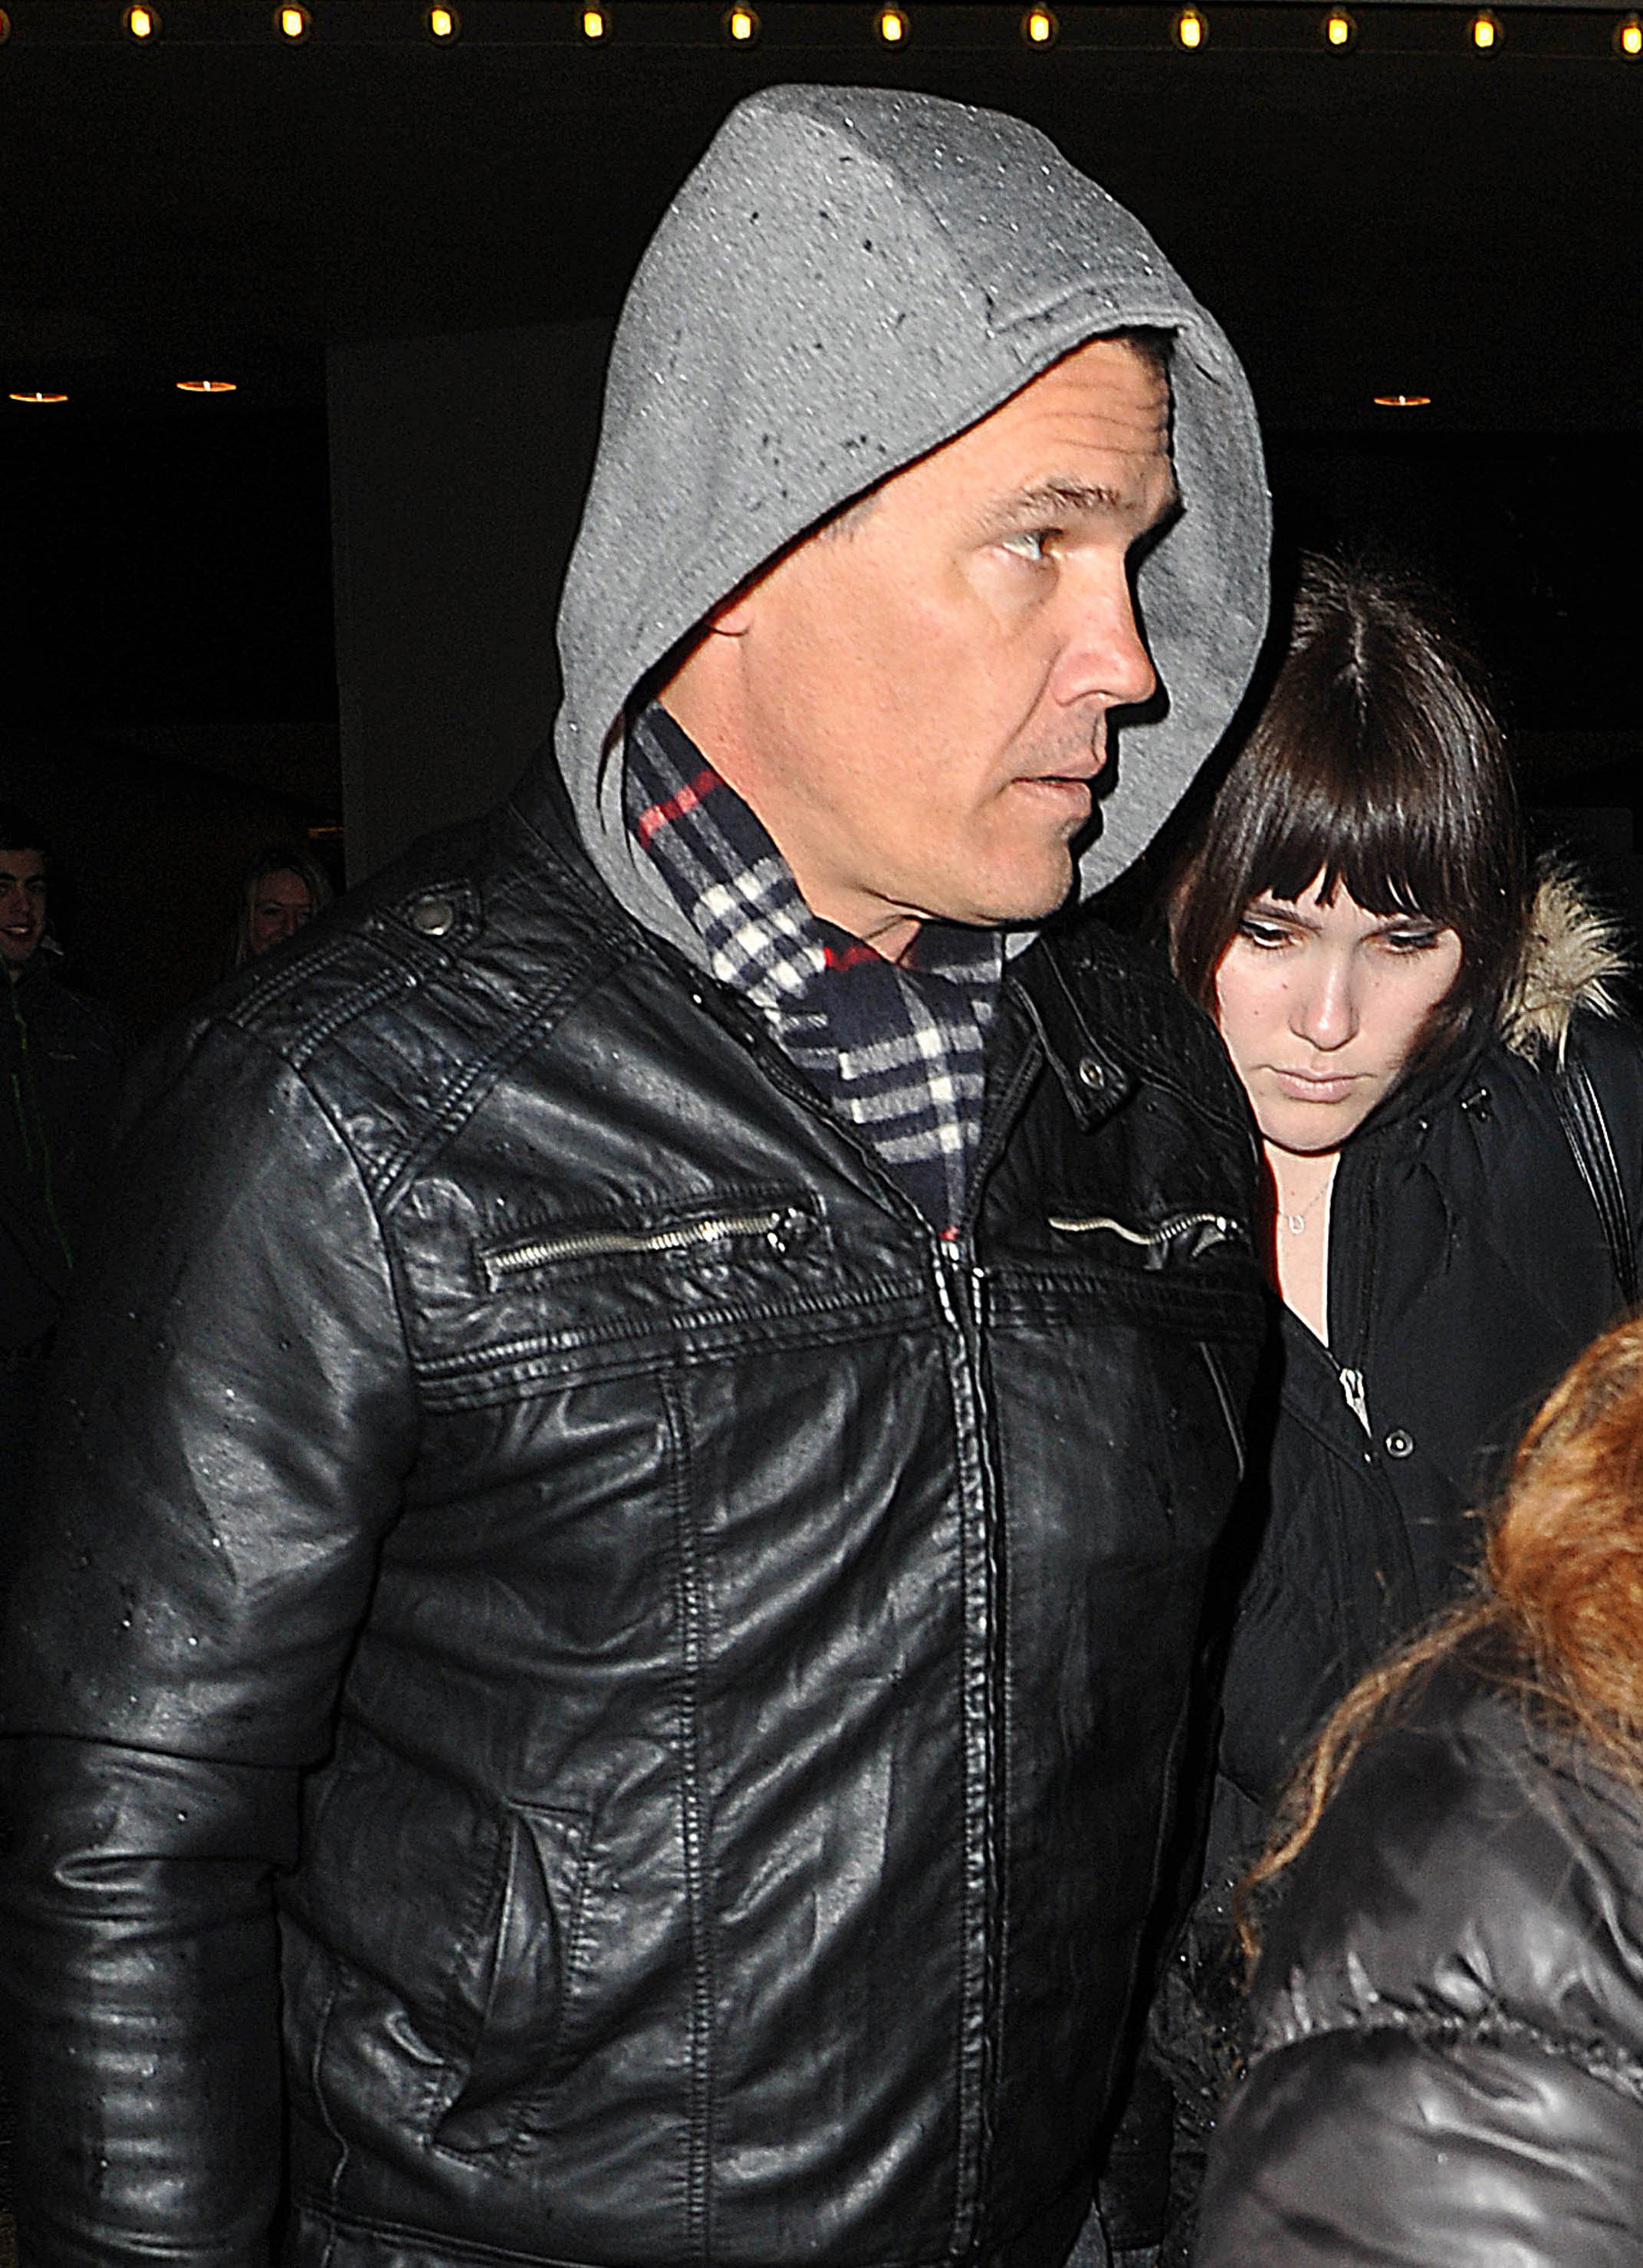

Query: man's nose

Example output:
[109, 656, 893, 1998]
[1291, 957, 1360, 1052]
[1052, 567, 1158, 711]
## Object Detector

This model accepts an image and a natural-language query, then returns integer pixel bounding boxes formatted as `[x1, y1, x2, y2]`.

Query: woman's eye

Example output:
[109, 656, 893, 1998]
[1384, 928, 1442, 953]
[1237, 919, 1293, 949]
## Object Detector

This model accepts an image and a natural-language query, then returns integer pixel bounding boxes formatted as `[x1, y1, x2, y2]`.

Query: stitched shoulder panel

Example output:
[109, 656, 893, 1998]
[1059, 917, 1249, 1116]
[208, 804, 641, 1205]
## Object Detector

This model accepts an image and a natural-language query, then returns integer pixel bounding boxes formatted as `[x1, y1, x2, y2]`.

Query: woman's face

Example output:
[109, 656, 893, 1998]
[248, 868, 315, 956]
[1214, 873, 1464, 1155]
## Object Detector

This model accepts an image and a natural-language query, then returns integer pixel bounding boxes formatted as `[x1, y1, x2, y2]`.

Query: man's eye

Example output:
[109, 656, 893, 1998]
[1384, 928, 1442, 953]
[1001, 529, 1053, 563]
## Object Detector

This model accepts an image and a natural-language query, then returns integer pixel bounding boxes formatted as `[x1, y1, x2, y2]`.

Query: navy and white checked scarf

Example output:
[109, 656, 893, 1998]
[627, 705, 1003, 1235]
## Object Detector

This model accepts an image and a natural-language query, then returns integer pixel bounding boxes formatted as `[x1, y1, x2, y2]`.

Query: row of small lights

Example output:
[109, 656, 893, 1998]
[7, 3, 1635, 51]
[9, 378, 237, 403]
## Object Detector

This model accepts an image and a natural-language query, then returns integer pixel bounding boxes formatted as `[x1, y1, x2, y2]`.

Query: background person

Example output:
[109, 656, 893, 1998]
[1197, 1313, 1643, 2266]
[0, 807, 125, 1519]
[0, 87, 1270, 2268]
[230, 841, 334, 965]
[1142, 555, 1643, 2255]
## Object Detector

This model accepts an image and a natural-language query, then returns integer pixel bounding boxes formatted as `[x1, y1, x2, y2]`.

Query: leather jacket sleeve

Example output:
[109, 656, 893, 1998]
[1196, 2026, 1643, 2268]
[0, 1020, 419, 2267]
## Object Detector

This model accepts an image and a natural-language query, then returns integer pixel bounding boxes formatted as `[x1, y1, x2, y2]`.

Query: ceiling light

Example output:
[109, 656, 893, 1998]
[580, 5, 607, 39]
[123, 4, 159, 37]
[426, 4, 459, 36]
[877, 6, 909, 43]
[176, 380, 238, 393]
[1174, 7, 1206, 48]
[1323, 7, 1355, 46]
[725, 5, 758, 38]
[276, 4, 311, 39]
[1470, 10, 1500, 48]
[1023, 7, 1058, 43]
[1615, 12, 1642, 54]
[1373, 393, 1432, 408]
[9, 392, 69, 404]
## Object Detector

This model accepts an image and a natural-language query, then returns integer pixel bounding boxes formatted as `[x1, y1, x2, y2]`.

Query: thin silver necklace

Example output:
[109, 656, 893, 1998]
[1276, 1164, 1336, 1236]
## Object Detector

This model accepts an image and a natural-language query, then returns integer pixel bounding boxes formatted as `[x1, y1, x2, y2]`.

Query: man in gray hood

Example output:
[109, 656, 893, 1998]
[1, 85, 1268, 2268]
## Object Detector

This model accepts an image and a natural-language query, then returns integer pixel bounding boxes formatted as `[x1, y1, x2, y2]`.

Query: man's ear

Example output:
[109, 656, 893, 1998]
[703, 581, 758, 638]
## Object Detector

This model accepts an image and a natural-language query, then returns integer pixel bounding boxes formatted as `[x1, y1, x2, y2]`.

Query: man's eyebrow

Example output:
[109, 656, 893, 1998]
[987, 472, 1181, 527]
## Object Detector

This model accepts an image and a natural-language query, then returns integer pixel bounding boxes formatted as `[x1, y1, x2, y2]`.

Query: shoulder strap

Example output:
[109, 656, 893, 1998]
[1551, 1054, 1640, 1310]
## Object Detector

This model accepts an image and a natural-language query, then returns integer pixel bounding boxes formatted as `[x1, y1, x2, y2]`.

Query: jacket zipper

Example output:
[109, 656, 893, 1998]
[1338, 1364, 1371, 1435]
[486, 1208, 792, 1277]
[1046, 1208, 1240, 1252]
[932, 1234, 997, 2252]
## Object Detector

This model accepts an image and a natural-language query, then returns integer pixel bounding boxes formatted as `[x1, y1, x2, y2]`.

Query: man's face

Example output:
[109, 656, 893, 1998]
[0, 849, 47, 973]
[677, 337, 1175, 953]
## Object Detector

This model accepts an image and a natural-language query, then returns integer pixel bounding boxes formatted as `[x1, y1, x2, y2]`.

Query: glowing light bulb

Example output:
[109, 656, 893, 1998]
[1175, 7, 1205, 48]
[725, 5, 757, 38]
[1470, 11, 1499, 48]
[877, 6, 908, 44]
[581, 5, 606, 38]
[1024, 7, 1057, 43]
[1324, 8, 1354, 45]
[125, 5, 158, 38]
[1616, 12, 1642, 55]
[176, 380, 238, 394]
[9, 392, 69, 404]
[277, 4, 310, 38]
[428, 5, 458, 35]
[1372, 393, 1433, 409]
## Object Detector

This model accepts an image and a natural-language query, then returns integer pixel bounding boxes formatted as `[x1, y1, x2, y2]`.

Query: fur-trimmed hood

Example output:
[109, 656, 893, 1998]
[1500, 870, 1630, 1063]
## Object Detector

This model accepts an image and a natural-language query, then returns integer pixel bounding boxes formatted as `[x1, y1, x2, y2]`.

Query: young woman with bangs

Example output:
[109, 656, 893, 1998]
[1125, 557, 1643, 2261]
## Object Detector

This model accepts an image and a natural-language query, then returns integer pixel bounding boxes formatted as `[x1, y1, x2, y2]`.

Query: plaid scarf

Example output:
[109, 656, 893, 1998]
[627, 705, 1002, 1234]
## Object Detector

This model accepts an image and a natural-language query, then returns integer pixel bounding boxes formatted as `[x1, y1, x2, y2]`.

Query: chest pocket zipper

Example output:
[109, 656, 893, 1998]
[481, 1208, 797, 1288]
[1047, 1209, 1242, 1264]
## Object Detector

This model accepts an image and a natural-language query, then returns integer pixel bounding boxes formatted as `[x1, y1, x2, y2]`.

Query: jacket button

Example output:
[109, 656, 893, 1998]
[412, 894, 456, 937]
[1385, 1428, 1415, 1459]
[1076, 1056, 1106, 1092]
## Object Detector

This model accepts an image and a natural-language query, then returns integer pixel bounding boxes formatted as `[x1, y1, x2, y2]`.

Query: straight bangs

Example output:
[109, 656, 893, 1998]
[1234, 705, 1484, 935]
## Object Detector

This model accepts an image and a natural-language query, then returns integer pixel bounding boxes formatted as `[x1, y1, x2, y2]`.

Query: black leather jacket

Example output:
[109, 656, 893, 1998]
[0, 767, 1263, 2268]
[1198, 1658, 1643, 2266]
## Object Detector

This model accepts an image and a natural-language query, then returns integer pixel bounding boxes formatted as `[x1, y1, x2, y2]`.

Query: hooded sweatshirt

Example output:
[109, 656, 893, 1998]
[555, 83, 1271, 961]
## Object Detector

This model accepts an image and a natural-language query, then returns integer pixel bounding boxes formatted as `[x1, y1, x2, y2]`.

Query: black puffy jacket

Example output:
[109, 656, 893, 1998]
[0, 766, 1264, 2268]
[1196, 1658, 1643, 2267]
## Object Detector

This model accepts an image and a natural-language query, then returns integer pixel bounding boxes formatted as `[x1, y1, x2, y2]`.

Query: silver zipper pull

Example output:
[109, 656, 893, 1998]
[1338, 1366, 1371, 1435]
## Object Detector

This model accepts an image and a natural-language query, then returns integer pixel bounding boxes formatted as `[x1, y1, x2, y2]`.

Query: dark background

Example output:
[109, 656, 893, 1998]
[2, 0, 1638, 1027]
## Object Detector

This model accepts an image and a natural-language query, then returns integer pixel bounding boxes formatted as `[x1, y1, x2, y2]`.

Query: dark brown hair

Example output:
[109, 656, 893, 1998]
[1171, 555, 1530, 1070]
[1240, 1314, 1643, 1964]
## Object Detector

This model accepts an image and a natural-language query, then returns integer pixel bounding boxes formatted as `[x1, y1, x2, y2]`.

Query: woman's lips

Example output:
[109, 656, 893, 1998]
[1270, 1067, 1362, 1103]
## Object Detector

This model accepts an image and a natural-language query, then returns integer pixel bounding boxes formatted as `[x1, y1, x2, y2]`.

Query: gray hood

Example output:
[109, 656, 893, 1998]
[555, 83, 1270, 963]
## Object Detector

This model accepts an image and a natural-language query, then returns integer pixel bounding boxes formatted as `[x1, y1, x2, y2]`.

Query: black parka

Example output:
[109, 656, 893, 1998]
[0, 770, 1265, 2268]
[1197, 1659, 1643, 2268]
